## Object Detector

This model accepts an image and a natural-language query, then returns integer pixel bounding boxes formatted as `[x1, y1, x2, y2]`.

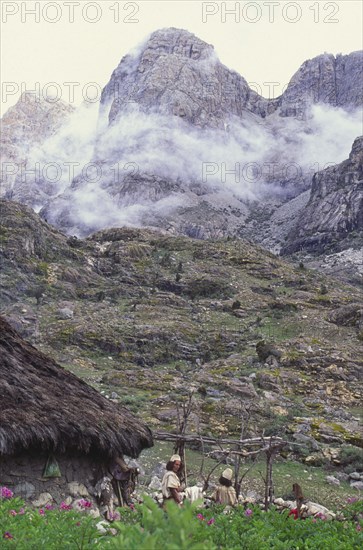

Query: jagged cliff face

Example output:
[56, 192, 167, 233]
[1, 28, 362, 280]
[282, 136, 363, 255]
[101, 27, 273, 129]
[279, 52, 363, 117]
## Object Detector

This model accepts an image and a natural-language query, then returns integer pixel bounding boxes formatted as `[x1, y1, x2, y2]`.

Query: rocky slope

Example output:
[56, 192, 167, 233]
[1, 200, 362, 469]
[280, 137, 363, 283]
[282, 136, 363, 254]
[1, 29, 362, 282]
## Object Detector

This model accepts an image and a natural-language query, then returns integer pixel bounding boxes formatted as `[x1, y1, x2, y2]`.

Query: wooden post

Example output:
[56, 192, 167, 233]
[264, 448, 274, 511]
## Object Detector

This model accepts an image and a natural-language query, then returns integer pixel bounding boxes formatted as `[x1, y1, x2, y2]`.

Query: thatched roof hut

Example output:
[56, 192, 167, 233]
[0, 317, 153, 460]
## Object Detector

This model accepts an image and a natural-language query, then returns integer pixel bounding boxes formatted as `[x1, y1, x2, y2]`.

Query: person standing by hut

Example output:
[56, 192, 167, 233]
[161, 454, 184, 506]
[109, 456, 139, 506]
[212, 468, 237, 506]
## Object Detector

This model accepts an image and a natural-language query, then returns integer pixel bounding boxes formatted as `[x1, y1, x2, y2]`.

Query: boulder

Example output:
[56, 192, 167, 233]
[335, 472, 350, 482]
[13, 481, 35, 499]
[328, 304, 362, 327]
[350, 481, 363, 491]
[151, 462, 167, 479]
[96, 521, 110, 534]
[273, 497, 295, 510]
[348, 472, 362, 481]
[67, 482, 90, 498]
[148, 476, 162, 491]
[256, 373, 281, 393]
[31, 492, 53, 507]
[325, 475, 340, 486]
[302, 501, 336, 520]
[243, 490, 262, 504]
[256, 341, 282, 362]
[304, 453, 324, 466]
[293, 433, 320, 451]
[58, 307, 74, 319]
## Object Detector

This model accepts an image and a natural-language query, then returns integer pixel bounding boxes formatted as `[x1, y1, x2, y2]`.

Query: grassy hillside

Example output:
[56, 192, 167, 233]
[1, 200, 362, 465]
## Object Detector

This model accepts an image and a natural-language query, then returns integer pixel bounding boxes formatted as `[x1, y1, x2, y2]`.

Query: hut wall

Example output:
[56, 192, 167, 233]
[0, 452, 107, 502]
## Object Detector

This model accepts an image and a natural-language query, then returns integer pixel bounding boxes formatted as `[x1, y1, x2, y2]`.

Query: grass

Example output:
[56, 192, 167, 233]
[256, 317, 302, 341]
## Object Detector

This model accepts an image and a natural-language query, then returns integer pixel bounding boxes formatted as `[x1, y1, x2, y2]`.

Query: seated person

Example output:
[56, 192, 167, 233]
[211, 467, 237, 506]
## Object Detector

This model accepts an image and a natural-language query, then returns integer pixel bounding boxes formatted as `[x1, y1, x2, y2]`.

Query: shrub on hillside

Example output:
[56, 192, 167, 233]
[339, 446, 363, 472]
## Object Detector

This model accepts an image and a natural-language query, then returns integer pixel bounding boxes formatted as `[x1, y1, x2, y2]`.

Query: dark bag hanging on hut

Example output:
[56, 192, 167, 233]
[42, 455, 61, 478]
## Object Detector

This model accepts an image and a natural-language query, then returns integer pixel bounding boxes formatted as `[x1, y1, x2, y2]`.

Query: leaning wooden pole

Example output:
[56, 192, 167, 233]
[264, 449, 274, 511]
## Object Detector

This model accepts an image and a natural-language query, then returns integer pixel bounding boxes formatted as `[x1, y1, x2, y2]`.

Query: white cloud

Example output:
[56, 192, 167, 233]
[13, 94, 363, 235]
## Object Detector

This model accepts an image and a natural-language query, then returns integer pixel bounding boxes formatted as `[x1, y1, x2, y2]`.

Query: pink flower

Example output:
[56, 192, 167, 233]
[245, 508, 253, 517]
[196, 513, 204, 521]
[109, 511, 121, 521]
[357, 524, 362, 532]
[0, 487, 13, 499]
[315, 513, 327, 521]
[45, 504, 54, 511]
[60, 502, 72, 511]
[9, 510, 17, 517]
[39, 509, 45, 516]
[347, 497, 358, 504]
[78, 499, 92, 509]
[129, 503, 135, 510]
[18, 508, 25, 515]
[207, 518, 215, 525]
[3, 532, 13, 540]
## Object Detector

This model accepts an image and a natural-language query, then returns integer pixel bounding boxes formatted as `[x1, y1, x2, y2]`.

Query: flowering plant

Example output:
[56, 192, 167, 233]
[1, 494, 103, 547]
[78, 499, 93, 509]
[0, 487, 13, 499]
[60, 501, 72, 511]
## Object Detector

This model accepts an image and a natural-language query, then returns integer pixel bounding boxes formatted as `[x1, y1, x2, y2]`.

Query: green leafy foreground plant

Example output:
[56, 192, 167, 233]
[1, 492, 362, 549]
[207, 504, 363, 550]
[111, 497, 215, 550]
[0, 495, 103, 549]
[111, 497, 363, 550]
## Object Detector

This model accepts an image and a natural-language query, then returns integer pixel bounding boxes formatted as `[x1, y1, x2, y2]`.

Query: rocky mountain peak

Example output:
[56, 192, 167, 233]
[101, 27, 270, 128]
[280, 51, 363, 117]
[0, 93, 74, 196]
[1, 29, 362, 284]
[1, 92, 74, 146]
[139, 27, 215, 61]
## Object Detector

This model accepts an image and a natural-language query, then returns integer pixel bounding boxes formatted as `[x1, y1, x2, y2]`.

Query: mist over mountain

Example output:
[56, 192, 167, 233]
[0, 93, 75, 204]
[1, 28, 362, 280]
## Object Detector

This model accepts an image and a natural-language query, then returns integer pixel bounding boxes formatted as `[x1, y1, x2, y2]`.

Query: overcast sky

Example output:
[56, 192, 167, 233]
[1, 0, 362, 115]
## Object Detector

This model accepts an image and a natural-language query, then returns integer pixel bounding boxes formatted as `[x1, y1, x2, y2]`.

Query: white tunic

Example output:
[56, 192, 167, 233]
[161, 471, 180, 498]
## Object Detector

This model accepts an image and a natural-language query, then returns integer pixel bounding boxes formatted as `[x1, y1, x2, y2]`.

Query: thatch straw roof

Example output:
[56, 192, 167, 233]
[0, 317, 153, 459]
